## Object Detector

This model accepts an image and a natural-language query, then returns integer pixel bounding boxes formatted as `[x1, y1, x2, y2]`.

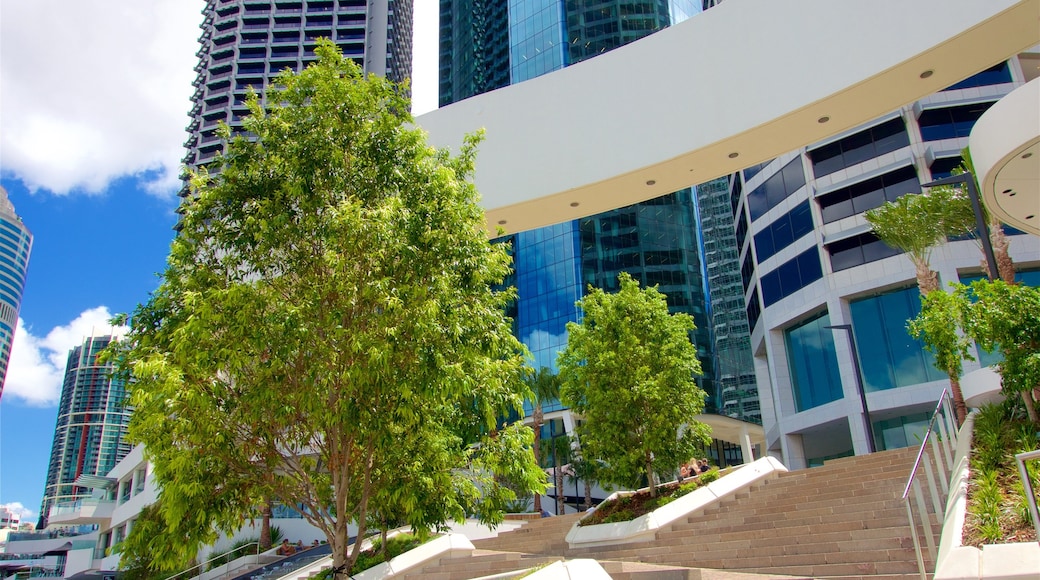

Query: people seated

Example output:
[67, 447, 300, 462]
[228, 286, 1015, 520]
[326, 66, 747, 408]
[276, 539, 296, 556]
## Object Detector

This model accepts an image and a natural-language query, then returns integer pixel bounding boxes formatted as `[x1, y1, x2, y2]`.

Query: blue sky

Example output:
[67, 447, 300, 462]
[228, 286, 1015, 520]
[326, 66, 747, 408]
[0, 0, 438, 525]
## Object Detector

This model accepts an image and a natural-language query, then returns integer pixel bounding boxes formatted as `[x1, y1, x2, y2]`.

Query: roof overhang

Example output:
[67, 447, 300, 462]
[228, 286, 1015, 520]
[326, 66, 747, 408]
[969, 77, 1040, 236]
[417, 0, 1040, 236]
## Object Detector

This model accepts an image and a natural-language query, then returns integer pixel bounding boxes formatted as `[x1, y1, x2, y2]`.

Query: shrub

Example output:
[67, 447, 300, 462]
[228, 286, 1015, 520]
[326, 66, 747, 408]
[350, 533, 425, 575]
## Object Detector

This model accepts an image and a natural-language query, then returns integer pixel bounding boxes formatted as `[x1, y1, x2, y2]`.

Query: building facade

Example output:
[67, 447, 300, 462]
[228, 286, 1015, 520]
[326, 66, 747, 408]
[38, 334, 132, 529]
[182, 0, 413, 182]
[0, 186, 33, 398]
[439, 0, 763, 473]
[738, 55, 1040, 468]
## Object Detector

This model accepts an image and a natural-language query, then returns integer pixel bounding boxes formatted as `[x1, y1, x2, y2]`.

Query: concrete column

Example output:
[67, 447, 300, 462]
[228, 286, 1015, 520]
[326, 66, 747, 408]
[740, 424, 755, 463]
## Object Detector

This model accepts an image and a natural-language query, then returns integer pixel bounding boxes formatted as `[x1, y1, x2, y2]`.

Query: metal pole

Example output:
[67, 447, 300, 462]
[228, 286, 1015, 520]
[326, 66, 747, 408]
[826, 324, 876, 453]
[922, 172, 998, 280]
[965, 174, 999, 280]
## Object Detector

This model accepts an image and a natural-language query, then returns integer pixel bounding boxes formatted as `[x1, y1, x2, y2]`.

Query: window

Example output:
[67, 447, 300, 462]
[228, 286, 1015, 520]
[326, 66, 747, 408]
[849, 287, 946, 391]
[742, 159, 774, 182]
[929, 156, 963, 180]
[753, 201, 814, 262]
[746, 158, 806, 220]
[760, 248, 823, 307]
[943, 62, 1012, 91]
[785, 312, 843, 411]
[826, 233, 901, 272]
[818, 165, 920, 223]
[918, 102, 996, 141]
[746, 288, 761, 331]
[809, 118, 910, 178]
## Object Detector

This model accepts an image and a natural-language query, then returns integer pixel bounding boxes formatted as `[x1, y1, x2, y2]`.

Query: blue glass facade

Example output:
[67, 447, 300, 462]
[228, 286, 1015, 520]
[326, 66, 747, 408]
[848, 286, 946, 392]
[0, 187, 32, 398]
[39, 335, 132, 527]
[784, 312, 843, 412]
[443, 0, 744, 424]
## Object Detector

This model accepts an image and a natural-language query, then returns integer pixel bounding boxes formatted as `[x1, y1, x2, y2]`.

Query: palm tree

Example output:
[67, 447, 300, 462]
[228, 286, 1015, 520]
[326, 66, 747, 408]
[540, 433, 573, 515]
[867, 187, 971, 423]
[524, 366, 561, 514]
[958, 150, 1016, 284]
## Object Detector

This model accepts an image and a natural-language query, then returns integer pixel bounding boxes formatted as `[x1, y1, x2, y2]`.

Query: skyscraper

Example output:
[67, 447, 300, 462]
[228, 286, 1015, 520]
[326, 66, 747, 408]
[39, 334, 131, 528]
[0, 185, 33, 399]
[182, 0, 413, 181]
[440, 1, 763, 460]
[733, 55, 1040, 468]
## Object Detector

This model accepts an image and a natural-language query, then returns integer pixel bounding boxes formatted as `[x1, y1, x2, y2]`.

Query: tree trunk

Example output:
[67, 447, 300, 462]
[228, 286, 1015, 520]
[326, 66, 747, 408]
[949, 374, 967, 426]
[531, 405, 543, 514]
[989, 218, 1016, 284]
[555, 465, 565, 515]
[646, 452, 656, 498]
[1022, 389, 1039, 426]
[915, 262, 940, 296]
[259, 501, 272, 550]
[583, 480, 592, 511]
[380, 526, 388, 560]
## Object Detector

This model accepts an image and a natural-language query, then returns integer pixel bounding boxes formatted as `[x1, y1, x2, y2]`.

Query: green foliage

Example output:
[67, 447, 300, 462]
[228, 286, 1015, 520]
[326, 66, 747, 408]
[110, 39, 544, 575]
[964, 400, 1040, 545]
[909, 288, 973, 381]
[956, 280, 1040, 405]
[697, 467, 720, 485]
[865, 185, 970, 294]
[558, 272, 710, 496]
[117, 502, 197, 580]
[969, 470, 1004, 544]
[600, 509, 635, 524]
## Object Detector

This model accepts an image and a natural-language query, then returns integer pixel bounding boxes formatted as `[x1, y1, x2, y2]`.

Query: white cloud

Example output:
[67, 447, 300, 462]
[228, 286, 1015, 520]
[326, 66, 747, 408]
[0, 0, 202, 197]
[4, 307, 128, 407]
[1, 501, 34, 523]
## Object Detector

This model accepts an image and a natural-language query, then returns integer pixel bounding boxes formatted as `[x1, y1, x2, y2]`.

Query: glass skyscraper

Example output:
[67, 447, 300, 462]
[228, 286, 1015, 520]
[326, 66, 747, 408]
[0, 186, 32, 399]
[39, 334, 131, 528]
[440, 0, 761, 427]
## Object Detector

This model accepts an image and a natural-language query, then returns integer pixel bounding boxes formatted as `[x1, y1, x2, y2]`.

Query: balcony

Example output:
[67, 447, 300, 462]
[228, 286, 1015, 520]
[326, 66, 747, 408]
[47, 498, 115, 525]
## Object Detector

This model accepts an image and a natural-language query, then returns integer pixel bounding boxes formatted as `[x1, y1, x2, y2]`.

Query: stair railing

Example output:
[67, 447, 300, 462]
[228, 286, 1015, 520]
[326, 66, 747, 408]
[164, 542, 261, 580]
[902, 388, 959, 580]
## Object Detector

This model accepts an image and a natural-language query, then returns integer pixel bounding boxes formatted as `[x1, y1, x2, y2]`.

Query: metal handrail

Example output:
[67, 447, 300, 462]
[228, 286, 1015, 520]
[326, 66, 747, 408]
[1015, 449, 1040, 542]
[164, 542, 260, 580]
[902, 388, 959, 580]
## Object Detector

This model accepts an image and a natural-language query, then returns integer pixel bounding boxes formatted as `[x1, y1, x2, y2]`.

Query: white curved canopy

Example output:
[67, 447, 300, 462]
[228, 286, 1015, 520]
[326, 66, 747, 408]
[417, 0, 1040, 235]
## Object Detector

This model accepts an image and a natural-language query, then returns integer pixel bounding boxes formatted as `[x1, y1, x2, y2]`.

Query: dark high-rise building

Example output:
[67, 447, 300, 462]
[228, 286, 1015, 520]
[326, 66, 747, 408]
[440, 0, 762, 445]
[0, 186, 32, 398]
[183, 0, 414, 179]
[39, 334, 131, 528]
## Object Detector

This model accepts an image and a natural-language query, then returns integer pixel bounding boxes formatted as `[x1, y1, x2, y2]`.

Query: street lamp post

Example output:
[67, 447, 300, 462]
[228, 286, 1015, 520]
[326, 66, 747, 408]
[825, 324, 876, 453]
[922, 172, 999, 280]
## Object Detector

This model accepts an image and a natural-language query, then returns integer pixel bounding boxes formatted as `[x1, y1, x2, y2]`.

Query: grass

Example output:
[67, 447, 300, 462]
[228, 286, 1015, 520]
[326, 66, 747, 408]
[577, 468, 722, 526]
[963, 399, 1039, 547]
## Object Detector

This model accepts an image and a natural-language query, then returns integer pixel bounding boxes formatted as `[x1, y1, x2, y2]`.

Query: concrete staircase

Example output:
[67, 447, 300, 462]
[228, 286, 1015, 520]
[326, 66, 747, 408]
[444, 447, 929, 579]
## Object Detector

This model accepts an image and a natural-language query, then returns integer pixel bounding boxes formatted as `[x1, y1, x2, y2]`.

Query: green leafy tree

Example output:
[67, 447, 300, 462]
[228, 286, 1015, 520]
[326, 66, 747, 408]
[524, 366, 561, 514]
[112, 40, 544, 576]
[866, 187, 972, 423]
[956, 280, 1040, 425]
[558, 272, 711, 498]
[909, 288, 974, 417]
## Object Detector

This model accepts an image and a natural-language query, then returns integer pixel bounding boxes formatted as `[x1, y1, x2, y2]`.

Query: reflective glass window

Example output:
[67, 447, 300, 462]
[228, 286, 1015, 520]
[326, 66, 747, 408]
[826, 233, 901, 272]
[849, 287, 945, 392]
[818, 165, 920, 223]
[808, 118, 910, 178]
[918, 102, 996, 141]
[753, 200, 814, 262]
[747, 158, 806, 220]
[785, 311, 843, 411]
[760, 248, 822, 307]
[943, 62, 1012, 91]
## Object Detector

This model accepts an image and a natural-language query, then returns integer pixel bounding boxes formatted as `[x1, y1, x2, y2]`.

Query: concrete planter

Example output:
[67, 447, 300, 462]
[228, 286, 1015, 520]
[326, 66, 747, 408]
[564, 457, 787, 549]
[933, 414, 1040, 580]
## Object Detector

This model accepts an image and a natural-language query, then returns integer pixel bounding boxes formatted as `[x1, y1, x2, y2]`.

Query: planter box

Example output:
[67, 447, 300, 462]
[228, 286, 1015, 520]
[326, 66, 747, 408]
[564, 457, 786, 549]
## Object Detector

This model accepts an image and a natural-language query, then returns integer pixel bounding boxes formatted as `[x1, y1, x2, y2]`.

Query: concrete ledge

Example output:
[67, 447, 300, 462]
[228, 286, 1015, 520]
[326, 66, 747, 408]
[352, 533, 474, 580]
[933, 413, 1040, 580]
[522, 559, 612, 580]
[564, 457, 787, 549]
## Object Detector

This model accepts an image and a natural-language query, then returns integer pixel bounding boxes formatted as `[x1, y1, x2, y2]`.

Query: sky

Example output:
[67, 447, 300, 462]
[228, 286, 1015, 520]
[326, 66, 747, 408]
[0, 0, 439, 526]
